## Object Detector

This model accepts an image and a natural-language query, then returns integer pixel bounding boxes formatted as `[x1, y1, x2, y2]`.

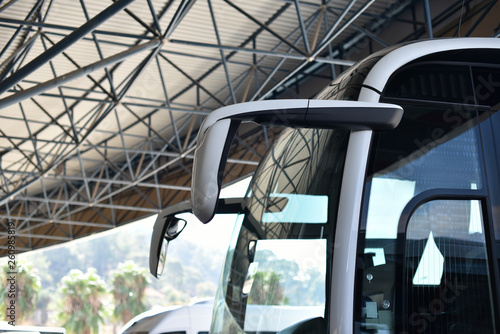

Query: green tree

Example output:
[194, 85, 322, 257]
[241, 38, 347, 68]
[159, 283, 190, 305]
[110, 261, 150, 325]
[248, 271, 286, 305]
[195, 281, 217, 298]
[57, 268, 108, 334]
[0, 260, 41, 324]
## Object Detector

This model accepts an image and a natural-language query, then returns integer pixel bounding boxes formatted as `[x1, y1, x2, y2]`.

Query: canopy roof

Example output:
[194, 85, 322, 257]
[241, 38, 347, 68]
[0, 0, 498, 255]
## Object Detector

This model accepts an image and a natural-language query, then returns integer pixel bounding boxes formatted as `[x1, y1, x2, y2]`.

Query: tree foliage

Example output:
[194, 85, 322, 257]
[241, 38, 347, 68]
[57, 268, 107, 334]
[248, 271, 286, 305]
[0, 260, 41, 323]
[2, 220, 229, 327]
[110, 261, 150, 324]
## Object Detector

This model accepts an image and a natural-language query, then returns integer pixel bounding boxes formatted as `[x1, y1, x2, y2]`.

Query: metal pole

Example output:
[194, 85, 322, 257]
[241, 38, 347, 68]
[424, 0, 434, 38]
[208, 0, 236, 104]
[224, 0, 306, 56]
[0, 0, 44, 60]
[0, 39, 160, 110]
[294, 0, 311, 55]
[0, 0, 136, 96]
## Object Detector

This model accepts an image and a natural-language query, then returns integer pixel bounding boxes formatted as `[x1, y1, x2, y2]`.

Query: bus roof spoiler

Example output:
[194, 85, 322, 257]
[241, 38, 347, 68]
[192, 99, 403, 223]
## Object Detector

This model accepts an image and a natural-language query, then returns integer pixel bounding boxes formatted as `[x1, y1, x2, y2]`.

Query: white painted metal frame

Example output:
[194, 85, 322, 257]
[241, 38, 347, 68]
[0, 0, 495, 254]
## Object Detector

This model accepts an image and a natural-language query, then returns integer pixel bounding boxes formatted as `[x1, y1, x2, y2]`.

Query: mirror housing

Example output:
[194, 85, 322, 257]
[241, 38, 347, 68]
[155, 217, 187, 278]
[247, 240, 257, 263]
[192, 99, 403, 223]
[149, 200, 191, 278]
[150, 198, 244, 278]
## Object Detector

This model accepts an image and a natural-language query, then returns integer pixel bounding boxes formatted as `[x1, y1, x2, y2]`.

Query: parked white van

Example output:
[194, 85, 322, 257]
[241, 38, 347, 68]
[0, 322, 66, 334]
[117, 299, 213, 334]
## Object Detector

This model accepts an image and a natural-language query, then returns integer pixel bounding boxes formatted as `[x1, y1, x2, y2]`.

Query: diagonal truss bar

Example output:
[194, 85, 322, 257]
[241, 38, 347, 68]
[223, 0, 306, 56]
[208, 0, 236, 104]
[168, 2, 291, 104]
[0, 0, 44, 60]
[294, 0, 311, 55]
[0, 0, 136, 95]
[260, 0, 377, 100]
[0, 17, 156, 41]
[0, 38, 160, 110]
[0, 0, 489, 257]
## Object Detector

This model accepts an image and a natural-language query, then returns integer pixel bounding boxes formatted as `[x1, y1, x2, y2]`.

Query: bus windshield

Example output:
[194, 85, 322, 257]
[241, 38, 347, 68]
[211, 127, 349, 333]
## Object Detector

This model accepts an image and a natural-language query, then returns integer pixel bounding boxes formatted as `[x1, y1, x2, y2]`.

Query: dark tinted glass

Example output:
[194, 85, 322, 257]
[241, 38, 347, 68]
[404, 200, 494, 333]
[472, 66, 500, 108]
[384, 64, 474, 104]
[355, 105, 489, 333]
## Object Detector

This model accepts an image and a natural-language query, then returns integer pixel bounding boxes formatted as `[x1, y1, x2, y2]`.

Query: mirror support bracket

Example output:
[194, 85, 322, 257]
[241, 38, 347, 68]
[192, 99, 403, 223]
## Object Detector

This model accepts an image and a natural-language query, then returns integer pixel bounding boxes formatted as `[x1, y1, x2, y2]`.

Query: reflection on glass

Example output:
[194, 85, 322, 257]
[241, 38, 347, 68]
[366, 178, 415, 239]
[211, 128, 349, 334]
[243, 239, 326, 332]
[405, 200, 495, 333]
[357, 106, 486, 333]
[412, 232, 444, 285]
[262, 194, 328, 224]
[364, 248, 386, 267]
[365, 107, 483, 241]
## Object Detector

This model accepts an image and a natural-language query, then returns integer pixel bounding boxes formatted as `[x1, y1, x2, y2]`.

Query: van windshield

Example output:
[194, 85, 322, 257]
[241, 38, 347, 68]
[211, 127, 349, 333]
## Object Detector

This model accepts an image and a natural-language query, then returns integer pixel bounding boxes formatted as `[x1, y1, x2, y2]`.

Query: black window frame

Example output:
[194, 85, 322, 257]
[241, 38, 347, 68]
[394, 188, 497, 332]
[479, 110, 500, 325]
[353, 54, 500, 334]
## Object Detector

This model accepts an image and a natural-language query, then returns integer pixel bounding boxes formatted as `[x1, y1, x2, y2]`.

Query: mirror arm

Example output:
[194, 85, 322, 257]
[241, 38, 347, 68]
[217, 197, 244, 214]
[150, 197, 245, 277]
[192, 99, 404, 223]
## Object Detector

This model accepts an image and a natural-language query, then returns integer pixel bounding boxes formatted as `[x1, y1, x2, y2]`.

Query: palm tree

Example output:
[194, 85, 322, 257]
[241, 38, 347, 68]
[57, 268, 108, 334]
[110, 261, 150, 325]
[0, 260, 41, 324]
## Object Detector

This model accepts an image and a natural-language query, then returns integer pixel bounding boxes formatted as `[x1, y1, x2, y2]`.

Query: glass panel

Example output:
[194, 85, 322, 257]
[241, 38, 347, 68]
[405, 200, 495, 333]
[384, 64, 474, 104]
[316, 44, 400, 101]
[472, 67, 500, 108]
[356, 106, 486, 333]
[211, 128, 349, 334]
[365, 106, 483, 239]
[486, 111, 500, 288]
[243, 239, 326, 333]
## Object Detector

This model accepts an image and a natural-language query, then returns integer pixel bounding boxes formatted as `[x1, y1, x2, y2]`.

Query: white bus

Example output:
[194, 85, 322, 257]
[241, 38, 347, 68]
[151, 38, 500, 333]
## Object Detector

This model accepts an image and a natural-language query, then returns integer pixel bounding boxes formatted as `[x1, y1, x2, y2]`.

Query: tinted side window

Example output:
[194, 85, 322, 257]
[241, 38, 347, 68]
[404, 199, 495, 333]
[355, 105, 489, 333]
[385, 64, 474, 104]
[484, 110, 500, 309]
[472, 67, 500, 108]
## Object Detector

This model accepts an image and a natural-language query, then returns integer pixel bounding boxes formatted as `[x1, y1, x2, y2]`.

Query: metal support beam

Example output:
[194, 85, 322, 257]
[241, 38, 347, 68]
[0, 0, 135, 95]
[0, 0, 486, 257]
[423, 0, 434, 38]
[223, 0, 306, 56]
[208, 0, 237, 104]
[0, 38, 160, 110]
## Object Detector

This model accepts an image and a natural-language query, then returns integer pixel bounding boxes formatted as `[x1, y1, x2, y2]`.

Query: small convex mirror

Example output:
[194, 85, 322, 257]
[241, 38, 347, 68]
[248, 240, 257, 263]
[156, 217, 187, 278]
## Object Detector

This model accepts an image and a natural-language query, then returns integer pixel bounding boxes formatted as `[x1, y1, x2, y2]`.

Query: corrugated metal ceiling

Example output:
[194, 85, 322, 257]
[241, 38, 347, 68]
[0, 0, 498, 255]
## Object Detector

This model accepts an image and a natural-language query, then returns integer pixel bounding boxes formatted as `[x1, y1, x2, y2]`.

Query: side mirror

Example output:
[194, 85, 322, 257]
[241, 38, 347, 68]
[150, 198, 244, 278]
[192, 99, 403, 223]
[150, 200, 191, 278]
[155, 217, 187, 278]
[247, 240, 257, 263]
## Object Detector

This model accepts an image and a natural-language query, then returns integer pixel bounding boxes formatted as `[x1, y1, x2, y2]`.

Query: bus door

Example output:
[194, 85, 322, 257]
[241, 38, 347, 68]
[356, 63, 500, 334]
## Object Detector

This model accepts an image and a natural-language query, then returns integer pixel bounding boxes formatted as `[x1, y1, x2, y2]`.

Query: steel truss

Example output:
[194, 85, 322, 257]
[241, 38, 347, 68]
[0, 0, 497, 255]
